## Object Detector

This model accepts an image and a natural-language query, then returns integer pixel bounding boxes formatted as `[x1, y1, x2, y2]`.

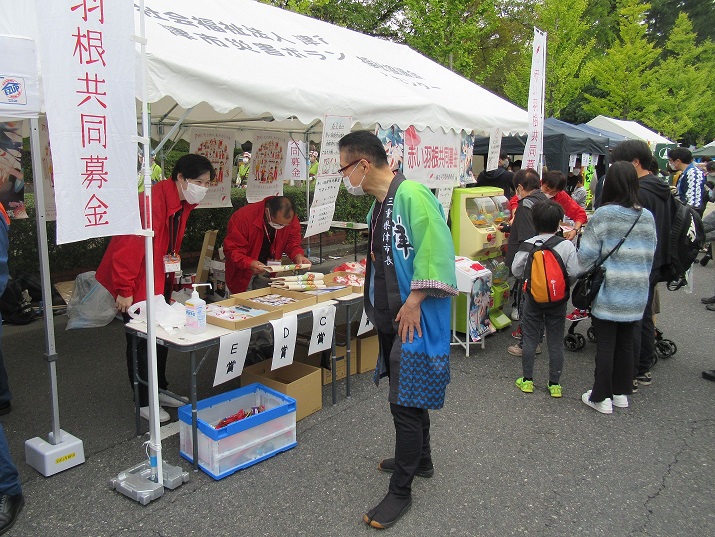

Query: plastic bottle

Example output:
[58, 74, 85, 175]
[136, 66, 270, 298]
[185, 283, 211, 334]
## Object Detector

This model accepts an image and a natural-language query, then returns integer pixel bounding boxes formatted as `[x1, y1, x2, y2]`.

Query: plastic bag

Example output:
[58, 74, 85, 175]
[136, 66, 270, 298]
[128, 295, 186, 332]
[66, 272, 118, 330]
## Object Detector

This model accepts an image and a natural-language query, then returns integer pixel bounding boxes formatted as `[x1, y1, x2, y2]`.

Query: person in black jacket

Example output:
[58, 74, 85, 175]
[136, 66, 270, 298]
[471, 150, 514, 198]
[610, 140, 672, 390]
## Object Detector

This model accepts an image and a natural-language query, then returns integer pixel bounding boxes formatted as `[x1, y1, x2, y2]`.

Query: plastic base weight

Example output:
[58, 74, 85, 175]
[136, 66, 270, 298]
[489, 309, 512, 330]
[109, 460, 190, 505]
[25, 429, 86, 477]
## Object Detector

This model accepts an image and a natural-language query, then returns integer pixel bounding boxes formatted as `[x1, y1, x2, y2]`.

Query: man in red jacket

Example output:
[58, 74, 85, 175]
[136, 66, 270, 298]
[223, 196, 310, 293]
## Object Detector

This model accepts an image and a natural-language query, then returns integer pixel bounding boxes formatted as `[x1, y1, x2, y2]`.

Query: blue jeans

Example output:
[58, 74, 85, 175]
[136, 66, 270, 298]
[0, 319, 12, 405]
[0, 423, 21, 496]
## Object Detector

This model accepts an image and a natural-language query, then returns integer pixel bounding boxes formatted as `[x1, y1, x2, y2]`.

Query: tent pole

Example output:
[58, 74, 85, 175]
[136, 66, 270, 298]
[24, 117, 86, 476]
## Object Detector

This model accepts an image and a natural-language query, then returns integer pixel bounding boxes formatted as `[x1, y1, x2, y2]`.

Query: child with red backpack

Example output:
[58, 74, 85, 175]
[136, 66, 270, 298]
[511, 201, 579, 397]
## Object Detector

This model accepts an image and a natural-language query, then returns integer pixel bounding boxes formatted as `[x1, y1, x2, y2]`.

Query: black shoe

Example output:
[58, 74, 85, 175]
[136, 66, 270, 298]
[378, 457, 434, 478]
[0, 493, 24, 536]
[702, 370, 715, 382]
[707, 303, 715, 312]
[700, 256, 711, 266]
[363, 492, 412, 529]
[701, 296, 715, 305]
[0, 402, 10, 417]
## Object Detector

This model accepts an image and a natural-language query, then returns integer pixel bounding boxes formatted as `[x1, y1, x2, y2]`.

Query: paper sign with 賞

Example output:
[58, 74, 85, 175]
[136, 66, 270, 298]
[214, 329, 251, 386]
[270, 315, 298, 370]
[308, 305, 336, 355]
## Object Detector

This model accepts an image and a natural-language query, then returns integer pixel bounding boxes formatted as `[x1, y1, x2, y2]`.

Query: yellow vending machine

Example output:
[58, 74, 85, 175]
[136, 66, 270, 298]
[450, 187, 512, 333]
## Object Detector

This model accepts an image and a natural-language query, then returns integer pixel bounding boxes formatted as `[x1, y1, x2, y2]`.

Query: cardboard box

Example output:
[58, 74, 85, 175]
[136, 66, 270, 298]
[240, 361, 322, 422]
[295, 341, 357, 385]
[230, 288, 317, 313]
[206, 298, 283, 331]
[178, 384, 296, 480]
[323, 272, 365, 293]
[304, 285, 352, 302]
[357, 334, 379, 373]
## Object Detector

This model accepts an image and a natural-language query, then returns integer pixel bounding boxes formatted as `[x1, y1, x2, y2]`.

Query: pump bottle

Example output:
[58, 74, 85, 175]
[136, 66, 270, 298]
[185, 283, 211, 334]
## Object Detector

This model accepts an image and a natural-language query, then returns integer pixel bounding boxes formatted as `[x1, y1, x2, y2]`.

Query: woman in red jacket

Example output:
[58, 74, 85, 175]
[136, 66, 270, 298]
[96, 154, 214, 422]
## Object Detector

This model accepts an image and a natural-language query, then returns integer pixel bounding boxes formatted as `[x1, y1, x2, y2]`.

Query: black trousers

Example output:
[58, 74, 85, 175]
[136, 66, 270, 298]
[378, 330, 432, 498]
[631, 282, 656, 378]
[123, 312, 169, 407]
[590, 316, 636, 402]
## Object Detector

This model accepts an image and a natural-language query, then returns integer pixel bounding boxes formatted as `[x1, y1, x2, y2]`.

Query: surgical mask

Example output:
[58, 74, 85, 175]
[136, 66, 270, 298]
[543, 191, 555, 199]
[572, 168, 581, 175]
[267, 217, 286, 230]
[342, 164, 366, 196]
[183, 180, 208, 204]
[242, 158, 249, 163]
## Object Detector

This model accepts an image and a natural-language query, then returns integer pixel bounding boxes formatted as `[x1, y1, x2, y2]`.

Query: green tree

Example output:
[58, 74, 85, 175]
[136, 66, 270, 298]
[648, 13, 714, 143]
[582, 0, 660, 120]
[646, 0, 715, 47]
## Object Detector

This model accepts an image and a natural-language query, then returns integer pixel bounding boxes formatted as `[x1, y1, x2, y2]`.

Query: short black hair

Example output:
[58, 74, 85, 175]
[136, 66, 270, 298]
[531, 200, 564, 234]
[265, 196, 295, 219]
[667, 147, 693, 164]
[610, 140, 653, 169]
[338, 131, 389, 168]
[602, 161, 641, 209]
[499, 150, 508, 160]
[171, 153, 215, 182]
[706, 161, 715, 172]
[541, 170, 567, 191]
[513, 168, 541, 191]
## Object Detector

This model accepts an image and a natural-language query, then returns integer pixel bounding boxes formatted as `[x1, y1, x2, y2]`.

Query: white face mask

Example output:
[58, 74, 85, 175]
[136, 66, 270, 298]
[543, 191, 555, 199]
[572, 168, 581, 175]
[183, 180, 208, 204]
[342, 163, 366, 196]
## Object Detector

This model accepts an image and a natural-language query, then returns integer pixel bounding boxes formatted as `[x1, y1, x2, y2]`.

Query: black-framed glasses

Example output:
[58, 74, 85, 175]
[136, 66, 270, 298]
[336, 159, 366, 176]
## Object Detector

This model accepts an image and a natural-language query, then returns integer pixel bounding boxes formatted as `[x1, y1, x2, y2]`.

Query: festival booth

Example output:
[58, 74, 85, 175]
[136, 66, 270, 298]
[585, 115, 673, 147]
[0, 0, 528, 499]
[693, 141, 715, 158]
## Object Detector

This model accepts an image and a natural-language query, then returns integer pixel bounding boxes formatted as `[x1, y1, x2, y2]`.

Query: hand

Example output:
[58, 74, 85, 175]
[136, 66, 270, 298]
[395, 290, 426, 344]
[294, 255, 311, 268]
[564, 228, 578, 240]
[116, 295, 133, 313]
[250, 260, 267, 274]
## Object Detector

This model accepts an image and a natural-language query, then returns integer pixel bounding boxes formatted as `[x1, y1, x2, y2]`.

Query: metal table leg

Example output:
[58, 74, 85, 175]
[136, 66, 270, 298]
[345, 302, 352, 398]
[190, 349, 199, 472]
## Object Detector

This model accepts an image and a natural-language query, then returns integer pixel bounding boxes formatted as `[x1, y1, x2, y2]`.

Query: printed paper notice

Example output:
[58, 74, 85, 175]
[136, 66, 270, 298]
[485, 128, 503, 171]
[308, 305, 336, 355]
[318, 115, 351, 177]
[214, 329, 251, 387]
[270, 315, 298, 370]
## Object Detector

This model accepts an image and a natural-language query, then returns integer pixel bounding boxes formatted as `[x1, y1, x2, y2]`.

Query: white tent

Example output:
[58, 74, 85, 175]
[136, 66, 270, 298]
[0, 0, 528, 138]
[586, 115, 673, 147]
[693, 140, 715, 158]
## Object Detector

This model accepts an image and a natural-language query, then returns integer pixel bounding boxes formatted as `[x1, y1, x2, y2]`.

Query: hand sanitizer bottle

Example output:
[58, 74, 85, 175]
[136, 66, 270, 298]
[185, 283, 211, 334]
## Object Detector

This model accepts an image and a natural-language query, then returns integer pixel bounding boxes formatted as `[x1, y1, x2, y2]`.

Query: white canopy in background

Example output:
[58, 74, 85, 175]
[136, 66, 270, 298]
[0, 0, 528, 138]
[586, 115, 673, 147]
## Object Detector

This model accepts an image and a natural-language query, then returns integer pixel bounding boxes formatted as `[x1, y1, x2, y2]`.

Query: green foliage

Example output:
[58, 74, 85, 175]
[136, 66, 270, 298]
[7, 185, 373, 279]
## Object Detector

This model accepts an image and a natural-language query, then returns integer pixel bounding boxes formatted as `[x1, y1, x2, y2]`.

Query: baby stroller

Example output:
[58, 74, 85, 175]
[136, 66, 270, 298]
[563, 312, 595, 351]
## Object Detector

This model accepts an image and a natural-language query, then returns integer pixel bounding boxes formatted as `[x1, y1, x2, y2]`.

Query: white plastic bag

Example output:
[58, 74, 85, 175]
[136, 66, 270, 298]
[128, 294, 186, 332]
[66, 272, 118, 330]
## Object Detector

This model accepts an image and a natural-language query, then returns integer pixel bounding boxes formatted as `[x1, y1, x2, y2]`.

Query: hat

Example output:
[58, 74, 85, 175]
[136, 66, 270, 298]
[243, 152, 251, 158]
[309, 150, 318, 158]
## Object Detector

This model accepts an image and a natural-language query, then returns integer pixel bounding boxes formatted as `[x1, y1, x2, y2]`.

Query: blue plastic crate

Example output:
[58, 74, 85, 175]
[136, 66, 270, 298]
[179, 383, 297, 480]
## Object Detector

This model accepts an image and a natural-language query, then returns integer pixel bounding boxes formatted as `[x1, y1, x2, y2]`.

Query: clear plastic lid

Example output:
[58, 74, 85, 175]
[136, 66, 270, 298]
[491, 195, 511, 224]
[467, 196, 498, 227]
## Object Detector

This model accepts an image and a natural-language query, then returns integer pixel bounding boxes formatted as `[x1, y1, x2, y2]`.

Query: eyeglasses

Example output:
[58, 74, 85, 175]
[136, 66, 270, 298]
[336, 159, 366, 176]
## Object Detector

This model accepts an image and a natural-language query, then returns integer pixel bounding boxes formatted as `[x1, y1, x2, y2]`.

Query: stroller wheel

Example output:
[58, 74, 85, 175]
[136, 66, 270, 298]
[655, 340, 673, 360]
[586, 326, 596, 342]
[564, 333, 582, 351]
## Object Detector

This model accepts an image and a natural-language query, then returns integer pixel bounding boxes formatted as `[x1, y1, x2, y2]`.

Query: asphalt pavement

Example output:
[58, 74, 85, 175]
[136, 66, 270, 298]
[1, 252, 714, 537]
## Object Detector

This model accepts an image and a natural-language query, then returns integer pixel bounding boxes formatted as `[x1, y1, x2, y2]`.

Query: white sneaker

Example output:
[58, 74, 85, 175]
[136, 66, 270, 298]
[140, 406, 170, 423]
[581, 390, 613, 414]
[612, 394, 629, 408]
[158, 393, 188, 408]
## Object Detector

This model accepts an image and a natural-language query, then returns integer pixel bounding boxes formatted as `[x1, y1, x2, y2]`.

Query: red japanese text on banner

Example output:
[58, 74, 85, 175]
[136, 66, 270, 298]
[402, 126, 460, 189]
[521, 27, 546, 173]
[34, 0, 140, 244]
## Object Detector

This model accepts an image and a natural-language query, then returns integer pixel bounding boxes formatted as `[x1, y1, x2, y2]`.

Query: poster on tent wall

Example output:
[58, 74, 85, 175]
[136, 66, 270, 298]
[403, 126, 460, 188]
[376, 125, 404, 173]
[285, 140, 307, 181]
[485, 128, 503, 172]
[189, 128, 234, 208]
[305, 115, 351, 237]
[39, 118, 57, 221]
[34, 0, 140, 244]
[460, 131, 475, 186]
[246, 132, 289, 203]
[521, 27, 547, 172]
[0, 122, 27, 219]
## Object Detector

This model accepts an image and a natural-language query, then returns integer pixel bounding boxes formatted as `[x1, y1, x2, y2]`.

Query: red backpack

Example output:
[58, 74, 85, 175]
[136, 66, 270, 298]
[519, 236, 570, 307]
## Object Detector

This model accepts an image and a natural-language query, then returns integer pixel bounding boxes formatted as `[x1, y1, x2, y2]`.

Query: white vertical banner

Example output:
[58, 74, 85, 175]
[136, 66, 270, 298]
[403, 126, 460, 188]
[270, 315, 298, 370]
[246, 131, 289, 203]
[308, 305, 336, 355]
[34, 0, 140, 244]
[188, 128, 234, 208]
[521, 27, 547, 173]
[214, 330, 252, 387]
[317, 115, 351, 177]
[39, 117, 57, 221]
[485, 127, 503, 172]
[569, 154, 578, 170]
[285, 140, 307, 181]
[581, 153, 592, 168]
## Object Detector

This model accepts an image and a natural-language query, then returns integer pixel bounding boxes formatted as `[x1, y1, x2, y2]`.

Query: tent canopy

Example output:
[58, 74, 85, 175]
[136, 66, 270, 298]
[0, 0, 528, 139]
[692, 141, 715, 158]
[585, 115, 672, 146]
[472, 117, 611, 175]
